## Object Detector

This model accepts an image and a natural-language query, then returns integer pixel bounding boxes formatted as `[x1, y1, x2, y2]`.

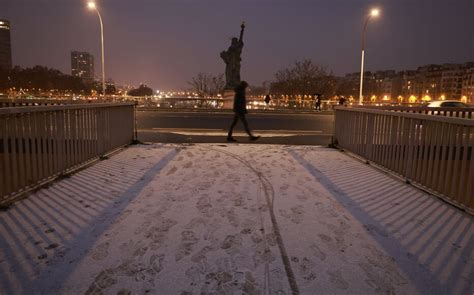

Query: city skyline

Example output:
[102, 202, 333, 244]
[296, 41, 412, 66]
[0, 19, 12, 70]
[2, 0, 474, 90]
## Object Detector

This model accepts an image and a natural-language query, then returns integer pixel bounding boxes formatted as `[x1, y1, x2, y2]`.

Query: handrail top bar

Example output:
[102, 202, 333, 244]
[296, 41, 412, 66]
[0, 102, 135, 115]
[335, 107, 474, 126]
[353, 105, 474, 111]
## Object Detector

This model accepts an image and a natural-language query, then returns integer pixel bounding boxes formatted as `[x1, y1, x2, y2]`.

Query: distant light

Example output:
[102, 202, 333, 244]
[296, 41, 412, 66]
[88, 2, 96, 9]
[371, 9, 380, 17]
[0, 21, 3, 25]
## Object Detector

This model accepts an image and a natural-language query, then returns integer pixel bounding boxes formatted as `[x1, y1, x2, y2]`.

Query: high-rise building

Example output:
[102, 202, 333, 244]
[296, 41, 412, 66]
[71, 51, 94, 82]
[0, 19, 12, 70]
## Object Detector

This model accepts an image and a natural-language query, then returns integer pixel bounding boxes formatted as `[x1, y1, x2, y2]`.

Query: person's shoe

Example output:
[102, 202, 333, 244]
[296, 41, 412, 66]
[227, 136, 237, 142]
[249, 135, 260, 141]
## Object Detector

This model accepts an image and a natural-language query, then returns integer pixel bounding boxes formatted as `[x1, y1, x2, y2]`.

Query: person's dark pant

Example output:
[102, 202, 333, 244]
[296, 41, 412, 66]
[228, 112, 252, 137]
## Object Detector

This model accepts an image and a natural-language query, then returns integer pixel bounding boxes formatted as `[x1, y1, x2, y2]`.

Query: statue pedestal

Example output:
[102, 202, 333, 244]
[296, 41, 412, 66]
[222, 89, 234, 109]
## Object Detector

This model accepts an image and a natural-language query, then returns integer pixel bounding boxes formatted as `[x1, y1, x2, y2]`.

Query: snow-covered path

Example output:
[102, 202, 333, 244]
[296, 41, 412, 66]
[0, 144, 472, 295]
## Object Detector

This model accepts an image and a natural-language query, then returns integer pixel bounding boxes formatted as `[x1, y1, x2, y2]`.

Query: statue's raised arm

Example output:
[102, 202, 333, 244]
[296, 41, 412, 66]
[239, 22, 245, 43]
[221, 22, 246, 89]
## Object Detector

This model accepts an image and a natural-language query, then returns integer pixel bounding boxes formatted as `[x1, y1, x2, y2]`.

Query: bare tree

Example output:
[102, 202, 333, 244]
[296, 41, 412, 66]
[210, 73, 225, 96]
[248, 84, 267, 97]
[270, 59, 336, 97]
[188, 73, 224, 97]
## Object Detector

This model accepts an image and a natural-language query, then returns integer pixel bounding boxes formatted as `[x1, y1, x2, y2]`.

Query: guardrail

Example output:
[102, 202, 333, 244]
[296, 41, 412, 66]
[0, 98, 99, 108]
[355, 106, 474, 119]
[334, 107, 474, 213]
[0, 103, 135, 205]
[138, 97, 336, 111]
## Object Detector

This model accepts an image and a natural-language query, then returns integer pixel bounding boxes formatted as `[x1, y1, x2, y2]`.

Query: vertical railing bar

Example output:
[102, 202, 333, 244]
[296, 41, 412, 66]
[442, 124, 457, 197]
[58, 110, 65, 173]
[437, 124, 453, 195]
[389, 115, 399, 171]
[420, 120, 433, 186]
[71, 109, 77, 167]
[428, 121, 443, 190]
[52, 111, 59, 174]
[466, 128, 474, 209]
[4, 114, 14, 196]
[10, 114, 20, 194]
[374, 114, 380, 163]
[383, 115, 392, 168]
[458, 125, 471, 206]
[406, 118, 416, 180]
[31, 112, 40, 188]
[450, 125, 464, 203]
[17, 113, 27, 190]
[47, 111, 54, 178]
[414, 119, 426, 183]
[75, 109, 82, 164]
[0, 116, 8, 198]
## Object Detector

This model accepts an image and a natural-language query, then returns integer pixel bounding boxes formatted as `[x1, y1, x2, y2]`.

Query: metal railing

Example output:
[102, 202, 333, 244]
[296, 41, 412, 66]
[355, 105, 474, 119]
[334, 107, 474, 213]
[137, 97, 336, 111]
[0, 103, 135, 204]
[0, 98, 99, 108]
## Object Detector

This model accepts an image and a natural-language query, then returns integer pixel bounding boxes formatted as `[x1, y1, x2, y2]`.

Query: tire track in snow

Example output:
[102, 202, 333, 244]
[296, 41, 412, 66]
[203, 145, 300, 295]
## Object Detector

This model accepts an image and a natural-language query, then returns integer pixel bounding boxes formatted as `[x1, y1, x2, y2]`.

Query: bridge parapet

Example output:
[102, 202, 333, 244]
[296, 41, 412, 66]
[335, 106, 474, 214]
[0, 103, 135, 205]
[354, 105, 474, 119]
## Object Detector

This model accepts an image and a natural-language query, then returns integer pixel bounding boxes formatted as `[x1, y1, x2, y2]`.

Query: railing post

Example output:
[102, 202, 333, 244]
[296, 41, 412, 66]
[0, 103, 135, 204]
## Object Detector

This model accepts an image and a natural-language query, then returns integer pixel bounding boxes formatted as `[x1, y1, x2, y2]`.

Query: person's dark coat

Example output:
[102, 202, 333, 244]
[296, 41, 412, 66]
[264, 95, 271, 104]
[233, 85, 247, 114]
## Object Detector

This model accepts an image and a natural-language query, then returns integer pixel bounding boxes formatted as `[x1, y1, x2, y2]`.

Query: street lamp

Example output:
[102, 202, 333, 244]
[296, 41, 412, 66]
[88, 2, 106, 98]
[359, 8, 380, 105]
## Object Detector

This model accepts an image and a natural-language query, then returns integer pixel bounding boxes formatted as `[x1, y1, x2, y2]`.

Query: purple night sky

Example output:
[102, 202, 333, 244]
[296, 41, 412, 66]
[3, 0, 474, 90]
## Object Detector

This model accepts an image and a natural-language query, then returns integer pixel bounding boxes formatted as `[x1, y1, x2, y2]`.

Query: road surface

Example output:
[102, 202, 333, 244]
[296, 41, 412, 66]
[137, 110, 335, 145]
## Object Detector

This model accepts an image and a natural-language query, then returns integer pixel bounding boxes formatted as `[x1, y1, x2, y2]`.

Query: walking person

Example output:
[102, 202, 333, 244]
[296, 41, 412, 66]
[227, 81, 260, 142]
[314, 93, 322, 111]
[338, 95, 346, 106]
[264, 94, 271, 110]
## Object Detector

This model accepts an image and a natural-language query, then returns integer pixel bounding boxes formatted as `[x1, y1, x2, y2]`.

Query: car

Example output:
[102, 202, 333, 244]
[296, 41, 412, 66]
[427, 100, 469, 107]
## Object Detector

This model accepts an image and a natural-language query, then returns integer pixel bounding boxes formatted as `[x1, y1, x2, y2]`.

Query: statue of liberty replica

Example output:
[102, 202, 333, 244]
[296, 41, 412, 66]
[221, 22, 245, 90]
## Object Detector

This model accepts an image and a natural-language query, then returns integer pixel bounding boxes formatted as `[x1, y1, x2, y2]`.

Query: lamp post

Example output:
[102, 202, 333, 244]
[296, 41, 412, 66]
[88, 2, 106, 98]
[359, 8, 380, 105]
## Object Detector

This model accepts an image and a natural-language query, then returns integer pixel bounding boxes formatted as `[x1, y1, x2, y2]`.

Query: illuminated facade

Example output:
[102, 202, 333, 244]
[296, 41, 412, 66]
[0, 19, 12, 70]
[440, 64, 465, 101]
[71, 51, 94, 82]
[461, 65, 474, 103]
[341, 62, 474, 103]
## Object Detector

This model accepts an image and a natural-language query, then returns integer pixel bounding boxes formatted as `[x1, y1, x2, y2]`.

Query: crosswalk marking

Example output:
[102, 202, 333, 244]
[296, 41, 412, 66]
[139, 128, 326, 137]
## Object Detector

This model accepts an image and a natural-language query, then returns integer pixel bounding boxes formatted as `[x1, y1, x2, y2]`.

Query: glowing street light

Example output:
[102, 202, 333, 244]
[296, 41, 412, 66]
[359, 8, 381, 105]
[87, 2, 106, 98]
[371, 9, 380, 17]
